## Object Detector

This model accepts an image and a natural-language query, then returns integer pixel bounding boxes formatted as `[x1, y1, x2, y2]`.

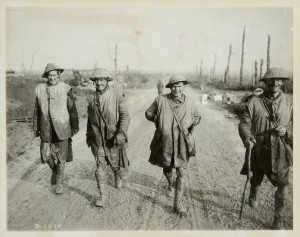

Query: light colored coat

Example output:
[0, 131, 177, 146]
[145, 94, 201, 168]
[35, 82, 72, 141]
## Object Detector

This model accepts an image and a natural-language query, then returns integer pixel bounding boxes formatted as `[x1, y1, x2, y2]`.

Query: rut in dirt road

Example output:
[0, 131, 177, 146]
[7, 88, 292, 230]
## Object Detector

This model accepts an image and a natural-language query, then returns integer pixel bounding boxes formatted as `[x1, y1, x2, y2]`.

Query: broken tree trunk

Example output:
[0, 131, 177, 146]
[259, 58, 263, 80]
[254, 60, 258, 87]
[224, 44, 232, 85]
[267, 34, 271, 70]
[240, 26, 245, 86]
[114, 43, 118, 75]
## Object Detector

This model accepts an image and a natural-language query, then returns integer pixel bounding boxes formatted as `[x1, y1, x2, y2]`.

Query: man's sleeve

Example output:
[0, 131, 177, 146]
[238, 105, 252, 145]
[192, 103, 201, 126]
[67, 89, 79, 131]
[33, 97, 40, 135]
[118, 93, 130, 133]
[285, 107, 293, 145]
[145, 99, 158, 123]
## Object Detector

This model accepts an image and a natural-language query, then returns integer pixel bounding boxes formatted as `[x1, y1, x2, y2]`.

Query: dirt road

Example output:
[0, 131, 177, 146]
[7, 88, 293, 230]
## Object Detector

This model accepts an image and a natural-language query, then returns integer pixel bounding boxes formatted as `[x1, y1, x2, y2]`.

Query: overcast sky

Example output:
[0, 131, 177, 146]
[6, 7, 293, 75]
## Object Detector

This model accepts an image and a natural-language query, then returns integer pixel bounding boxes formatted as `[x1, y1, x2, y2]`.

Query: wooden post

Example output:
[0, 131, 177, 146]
[240, 26, 245, 86]
[224, 44, 232, 85]
[267, 35, 271, 70]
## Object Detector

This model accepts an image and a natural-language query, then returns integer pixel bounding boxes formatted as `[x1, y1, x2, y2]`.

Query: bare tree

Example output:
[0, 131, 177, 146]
[224, 44, 232, 84]
[114, 43, 118, 75]
[240, 26, 246, 86]
[29, 50, 36, 73]
[259, 58, 264, 80]
[267, 34, 271, 70]
[254, 60, 258, 87]
[211, 54, 217, 81]
[199, 59, 203, 79]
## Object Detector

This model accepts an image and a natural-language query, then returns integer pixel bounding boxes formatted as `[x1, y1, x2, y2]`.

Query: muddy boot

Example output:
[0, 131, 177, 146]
[95, 170, 106, 207]
[55, 162, 65, 194]
[114, 170, 123, 189]
[174, 177, 187, 218]
[272, 188, 287, 230]
[249, 186, 259, 208]
[164, 170, 174, 197]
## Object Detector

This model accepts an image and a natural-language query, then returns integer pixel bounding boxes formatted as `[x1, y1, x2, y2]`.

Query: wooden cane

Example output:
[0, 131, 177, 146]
[239, 147, 252, 220]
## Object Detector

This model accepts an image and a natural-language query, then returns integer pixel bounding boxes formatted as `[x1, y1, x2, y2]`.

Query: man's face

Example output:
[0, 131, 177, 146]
[265, 79, 283, 94]
[170, 82, 186, 98]
[47, 70, 59, 86]
[94, 78, 109, 91]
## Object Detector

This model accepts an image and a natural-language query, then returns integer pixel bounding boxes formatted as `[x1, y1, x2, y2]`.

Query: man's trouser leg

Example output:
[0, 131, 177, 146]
[95, 160, 106, 207]
[41, 141, 58, 186]
[272, 186, 288, 230]
[174, 168, 187, 218]
[249, 170, 264, 208]
[112, 167, 123, 189]
[55, 160, 65, 194]
[163, 167, 174, 196]
[46, 158, 57, 185]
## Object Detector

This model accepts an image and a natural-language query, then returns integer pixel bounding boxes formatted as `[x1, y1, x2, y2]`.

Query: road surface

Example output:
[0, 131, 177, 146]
[7, 88, 293, 230]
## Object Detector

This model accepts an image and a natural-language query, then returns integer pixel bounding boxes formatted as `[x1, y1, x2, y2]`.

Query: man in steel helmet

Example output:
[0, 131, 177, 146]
[86, 69, 130, 207]
[145, 75, 201, 218]
[239, 68, 293, 229]
[33, 63, 79, 194]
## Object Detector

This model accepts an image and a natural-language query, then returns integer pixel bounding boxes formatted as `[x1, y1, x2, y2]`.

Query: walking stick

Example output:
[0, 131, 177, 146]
[239, 147, 252, 220]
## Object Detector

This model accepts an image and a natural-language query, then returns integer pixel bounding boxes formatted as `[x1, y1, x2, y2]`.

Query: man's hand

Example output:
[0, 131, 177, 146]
[71, 128, 79, 136]
[274, 126, 286, 137]
[245, 137, 256, 149]
[115, 132, 126, 145]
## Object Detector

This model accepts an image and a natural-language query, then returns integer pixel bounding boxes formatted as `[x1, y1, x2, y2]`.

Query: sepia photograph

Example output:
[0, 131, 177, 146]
[1, 0, 299, 236]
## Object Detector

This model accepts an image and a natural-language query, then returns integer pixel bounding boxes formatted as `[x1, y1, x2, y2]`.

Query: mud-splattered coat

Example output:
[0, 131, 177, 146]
[239, 91, 293, 174]
[86, 87, 130, 168]
[145, 94, 201, 168]
[33, 81, 79, 163]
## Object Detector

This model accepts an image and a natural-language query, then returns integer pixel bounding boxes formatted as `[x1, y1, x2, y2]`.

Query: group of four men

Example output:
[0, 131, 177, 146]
[33, 63, 293, 230]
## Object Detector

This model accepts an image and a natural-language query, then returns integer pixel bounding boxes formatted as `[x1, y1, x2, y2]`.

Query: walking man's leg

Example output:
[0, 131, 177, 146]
[174, 167, 187, 217]
[95, 157, 107, 207]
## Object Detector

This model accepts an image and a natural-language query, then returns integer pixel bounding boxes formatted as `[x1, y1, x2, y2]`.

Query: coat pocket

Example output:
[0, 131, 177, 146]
[185, 133, 196, 157]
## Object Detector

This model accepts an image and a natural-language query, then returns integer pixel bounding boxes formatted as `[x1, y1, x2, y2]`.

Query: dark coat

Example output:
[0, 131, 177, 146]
[86, 87, 130, 167]
[239, 91, 293, 174]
